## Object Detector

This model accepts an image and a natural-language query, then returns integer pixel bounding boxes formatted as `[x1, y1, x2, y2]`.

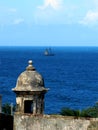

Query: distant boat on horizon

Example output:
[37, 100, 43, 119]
[44, 48, 55, 56]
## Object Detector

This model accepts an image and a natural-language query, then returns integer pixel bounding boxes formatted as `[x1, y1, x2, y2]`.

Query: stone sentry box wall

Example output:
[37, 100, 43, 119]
[12, 60, 98, 130]
[14, 114, 98, 130]
[12, 60, 48, 115]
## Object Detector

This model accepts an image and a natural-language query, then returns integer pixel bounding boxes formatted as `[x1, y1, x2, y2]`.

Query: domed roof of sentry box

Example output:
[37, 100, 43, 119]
[12, 60, 48, 92]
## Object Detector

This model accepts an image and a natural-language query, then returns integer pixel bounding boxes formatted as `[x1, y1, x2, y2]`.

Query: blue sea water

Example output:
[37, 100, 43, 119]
[0, 46, 98, 114]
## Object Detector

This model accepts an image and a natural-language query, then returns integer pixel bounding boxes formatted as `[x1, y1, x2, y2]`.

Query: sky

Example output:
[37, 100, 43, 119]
[0, 0, 98, 46]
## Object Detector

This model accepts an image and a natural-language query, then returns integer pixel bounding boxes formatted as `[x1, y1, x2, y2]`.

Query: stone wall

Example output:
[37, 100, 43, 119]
[13, 113, 98, 130]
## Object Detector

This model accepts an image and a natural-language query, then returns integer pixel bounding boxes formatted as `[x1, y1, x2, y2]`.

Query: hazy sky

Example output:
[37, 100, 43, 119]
[0, 0, 98, 46]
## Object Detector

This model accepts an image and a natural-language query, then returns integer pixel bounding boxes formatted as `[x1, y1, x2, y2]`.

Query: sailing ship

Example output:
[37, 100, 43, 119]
[44, 48, 54, 56]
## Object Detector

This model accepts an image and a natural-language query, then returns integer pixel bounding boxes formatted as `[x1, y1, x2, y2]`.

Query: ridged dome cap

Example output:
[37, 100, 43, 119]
[13, 60, 47, 92]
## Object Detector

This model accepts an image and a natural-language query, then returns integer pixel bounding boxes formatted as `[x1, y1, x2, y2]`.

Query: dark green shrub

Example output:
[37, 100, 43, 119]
[2, 103, 15, 115]
[60, 107, 81, 117]
[81, 103, 98, 118]
[60, 103, 98, 118]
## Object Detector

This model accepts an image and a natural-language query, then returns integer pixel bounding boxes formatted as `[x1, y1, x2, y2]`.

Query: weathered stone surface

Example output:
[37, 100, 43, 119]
[12, 61, 98, 130]
[12, 60, 48, 115]
[12, 60, 48, 92]
[87, 119, 98, 130]
[13, 114, 98, 130]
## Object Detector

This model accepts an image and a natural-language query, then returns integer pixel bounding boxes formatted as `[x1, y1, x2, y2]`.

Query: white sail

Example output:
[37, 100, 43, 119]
[44, 48, 54, 56]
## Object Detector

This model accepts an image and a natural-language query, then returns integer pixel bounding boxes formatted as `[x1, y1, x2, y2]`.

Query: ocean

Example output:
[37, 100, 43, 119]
[0, 46, 98, 114]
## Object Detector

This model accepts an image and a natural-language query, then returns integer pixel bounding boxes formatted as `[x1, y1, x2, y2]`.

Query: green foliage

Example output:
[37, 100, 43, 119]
[2, 103, 15, 115]
[60, 107, 81, 117]
[81, 103, 98, 118]
[60, 102, 98, 118]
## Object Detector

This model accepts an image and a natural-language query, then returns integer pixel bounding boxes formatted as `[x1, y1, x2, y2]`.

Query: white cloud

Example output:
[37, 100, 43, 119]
[37, 0, 63, 10]
[13, 18, 24, 25]
[35, 0, 98, 26]
[79, 10, 98, 25]
[35, 0, 67, 24]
